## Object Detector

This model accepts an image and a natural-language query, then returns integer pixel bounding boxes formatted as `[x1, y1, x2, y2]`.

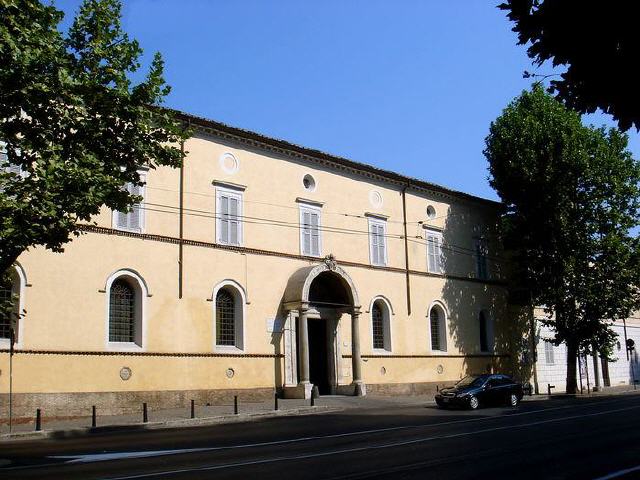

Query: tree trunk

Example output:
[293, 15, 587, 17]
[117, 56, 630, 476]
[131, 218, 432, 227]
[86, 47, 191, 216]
[566, 341, 579, 394]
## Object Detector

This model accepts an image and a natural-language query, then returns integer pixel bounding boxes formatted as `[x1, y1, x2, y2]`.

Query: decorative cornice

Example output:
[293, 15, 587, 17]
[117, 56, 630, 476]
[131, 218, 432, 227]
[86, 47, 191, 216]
[212, 180, 246, 191]
[167, 109, 501, 209]
[295, 197, 324, 207]
[0, 348, 283, 358]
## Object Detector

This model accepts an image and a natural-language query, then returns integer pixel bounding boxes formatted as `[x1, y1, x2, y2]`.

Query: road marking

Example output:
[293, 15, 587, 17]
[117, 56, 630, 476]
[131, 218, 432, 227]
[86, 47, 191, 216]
[594, 465, 640, 480]
[102, 403, 640, 479]
[47, 397, 633, 465]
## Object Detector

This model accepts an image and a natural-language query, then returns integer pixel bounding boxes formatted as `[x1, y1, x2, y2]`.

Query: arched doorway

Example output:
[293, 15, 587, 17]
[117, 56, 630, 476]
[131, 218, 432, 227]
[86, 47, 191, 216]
[307, 271, 353, 394]
[282, 257, 364, 399]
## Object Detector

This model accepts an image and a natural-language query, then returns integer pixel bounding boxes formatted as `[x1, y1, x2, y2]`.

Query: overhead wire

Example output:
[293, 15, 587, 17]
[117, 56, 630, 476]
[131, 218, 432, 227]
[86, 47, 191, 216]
[134, 201, 506, 263]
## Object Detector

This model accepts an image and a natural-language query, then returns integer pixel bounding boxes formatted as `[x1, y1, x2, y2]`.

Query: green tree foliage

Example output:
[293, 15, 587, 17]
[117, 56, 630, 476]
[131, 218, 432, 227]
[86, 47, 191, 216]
[485, 85, 640, 393]
[0, 0, 187, 274]
[500, 0, 640, 131]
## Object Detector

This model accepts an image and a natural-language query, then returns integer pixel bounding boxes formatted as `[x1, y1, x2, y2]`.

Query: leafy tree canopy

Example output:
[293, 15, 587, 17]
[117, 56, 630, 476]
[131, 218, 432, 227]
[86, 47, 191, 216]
[500, 0, 640, 131]
[0, 0, 188, 274]
[485, 85, 640, 393]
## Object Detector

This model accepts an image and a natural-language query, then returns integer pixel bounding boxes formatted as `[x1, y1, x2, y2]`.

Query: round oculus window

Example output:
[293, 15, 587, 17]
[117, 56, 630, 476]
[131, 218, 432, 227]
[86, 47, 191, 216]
[426, 205, 436, 219]
[219, 152, 239, 174]
[369, 190, 383, 208]
[302, 174, 316, 192]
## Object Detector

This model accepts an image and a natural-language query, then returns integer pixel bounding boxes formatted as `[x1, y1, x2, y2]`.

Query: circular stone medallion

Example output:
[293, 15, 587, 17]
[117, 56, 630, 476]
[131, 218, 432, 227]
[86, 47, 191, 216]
[226, 368, 235, 379]
[436, 364, 444, 375]
[120, 366, 132, 381]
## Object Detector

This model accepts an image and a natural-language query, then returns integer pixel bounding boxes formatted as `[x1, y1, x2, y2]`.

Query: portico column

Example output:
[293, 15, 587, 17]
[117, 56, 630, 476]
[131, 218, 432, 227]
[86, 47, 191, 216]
[351, 308, 366, 396]
[297, 306, 311, 397]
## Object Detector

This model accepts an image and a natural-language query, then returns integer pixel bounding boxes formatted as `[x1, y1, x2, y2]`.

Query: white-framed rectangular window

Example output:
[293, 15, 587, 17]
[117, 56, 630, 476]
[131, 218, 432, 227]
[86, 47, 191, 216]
[113, 173, 146, 233]
[475, 237, 489, 280]
[216, 186, 243, 246]
[544, 340, 555, 365]
[368, 218, 387, 266]
[299, 203, 321, 257]
[426, 229, 443, 274]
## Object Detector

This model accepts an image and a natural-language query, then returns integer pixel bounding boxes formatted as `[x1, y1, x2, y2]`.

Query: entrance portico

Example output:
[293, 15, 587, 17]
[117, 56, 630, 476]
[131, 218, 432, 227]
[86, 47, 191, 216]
[282, 256, 365, 399]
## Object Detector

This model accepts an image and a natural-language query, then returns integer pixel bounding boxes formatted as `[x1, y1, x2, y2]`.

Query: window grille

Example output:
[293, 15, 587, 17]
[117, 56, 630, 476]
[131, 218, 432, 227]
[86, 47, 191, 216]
[430, 308, 441, 351]
[216, 289, 236, 346]
[109, 279, 135, 342]
[0, 284, 13, 339]
[426, 230, 443, 273]
[372, 302, 385, 349]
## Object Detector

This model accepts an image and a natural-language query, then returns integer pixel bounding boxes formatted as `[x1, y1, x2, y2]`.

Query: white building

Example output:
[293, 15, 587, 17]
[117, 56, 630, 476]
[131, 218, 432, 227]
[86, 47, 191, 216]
[533, 313, 640, 394]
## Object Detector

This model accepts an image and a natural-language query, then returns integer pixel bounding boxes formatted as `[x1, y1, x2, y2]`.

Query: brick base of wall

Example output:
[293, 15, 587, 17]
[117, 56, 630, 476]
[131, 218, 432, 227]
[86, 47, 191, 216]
[364, 381, 442, 397]
[0, 387, 274, 422]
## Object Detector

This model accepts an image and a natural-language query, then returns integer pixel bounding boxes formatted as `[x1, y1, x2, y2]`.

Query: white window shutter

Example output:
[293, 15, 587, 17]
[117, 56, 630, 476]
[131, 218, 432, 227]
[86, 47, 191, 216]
[310, 212, 320, 255]
[371, 225, 379, 265]
[427, 231, 442, 273]
[378, 225, 386, 265]
[116, 210, 128, 229]
[129, 183, 141, 230]
[229, 197, 239, 245]
[220, 195, 229, 243]
[302, 211, 311, 255]
[115, 181, 144, 231]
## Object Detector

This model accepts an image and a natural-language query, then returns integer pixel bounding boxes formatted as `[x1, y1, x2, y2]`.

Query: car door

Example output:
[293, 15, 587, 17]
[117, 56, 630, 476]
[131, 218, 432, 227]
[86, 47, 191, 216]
[482, 377, 500, 405]
[494, 376, 511, 404]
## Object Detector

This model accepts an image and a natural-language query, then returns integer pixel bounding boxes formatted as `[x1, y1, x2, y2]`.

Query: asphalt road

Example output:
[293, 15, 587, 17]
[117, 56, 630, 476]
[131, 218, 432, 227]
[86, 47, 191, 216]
[2, 393, 640, 480]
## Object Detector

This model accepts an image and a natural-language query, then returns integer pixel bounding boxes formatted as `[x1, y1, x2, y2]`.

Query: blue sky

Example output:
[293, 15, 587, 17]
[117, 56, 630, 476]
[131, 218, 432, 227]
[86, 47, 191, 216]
[58, 0, 640, 201]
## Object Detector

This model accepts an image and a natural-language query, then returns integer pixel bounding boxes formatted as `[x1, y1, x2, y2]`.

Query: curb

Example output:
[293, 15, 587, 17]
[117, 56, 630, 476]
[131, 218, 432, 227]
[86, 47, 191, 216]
[0, 405, 340, 442]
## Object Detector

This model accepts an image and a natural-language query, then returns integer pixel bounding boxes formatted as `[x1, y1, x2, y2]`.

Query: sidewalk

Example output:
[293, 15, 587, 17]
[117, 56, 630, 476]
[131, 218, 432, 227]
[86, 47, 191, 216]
[3, 387, 637, 441]
[0, 394, 432, 440]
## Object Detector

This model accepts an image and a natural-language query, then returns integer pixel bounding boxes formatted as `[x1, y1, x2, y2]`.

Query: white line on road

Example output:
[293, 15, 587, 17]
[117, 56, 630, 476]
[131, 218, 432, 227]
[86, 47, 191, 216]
[47, 397, 629, 465]
[102, 403, 640, 480]
[594, 464, 640, 480]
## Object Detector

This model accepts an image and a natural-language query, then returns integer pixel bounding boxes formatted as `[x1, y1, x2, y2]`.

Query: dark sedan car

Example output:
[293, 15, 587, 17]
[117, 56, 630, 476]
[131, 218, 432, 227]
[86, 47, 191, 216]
[435, 374, 524, 410]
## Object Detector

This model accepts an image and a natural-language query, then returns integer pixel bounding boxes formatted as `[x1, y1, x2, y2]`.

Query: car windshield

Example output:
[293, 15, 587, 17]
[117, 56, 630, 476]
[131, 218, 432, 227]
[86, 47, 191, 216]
[455, 375, 488, 388]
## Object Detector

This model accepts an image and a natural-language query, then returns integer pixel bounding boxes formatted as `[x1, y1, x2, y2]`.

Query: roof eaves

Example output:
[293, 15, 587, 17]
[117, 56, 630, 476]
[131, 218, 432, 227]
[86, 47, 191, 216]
[168, 108, 502, 208]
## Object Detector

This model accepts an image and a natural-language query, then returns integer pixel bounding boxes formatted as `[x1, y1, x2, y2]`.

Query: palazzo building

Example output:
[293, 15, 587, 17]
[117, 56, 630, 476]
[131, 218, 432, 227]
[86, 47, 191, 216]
[0, 111, 530, 418]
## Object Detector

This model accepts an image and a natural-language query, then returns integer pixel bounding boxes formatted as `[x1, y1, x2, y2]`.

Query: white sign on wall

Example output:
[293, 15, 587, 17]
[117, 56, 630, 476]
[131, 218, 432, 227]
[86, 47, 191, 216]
[266, 318, 284, 333]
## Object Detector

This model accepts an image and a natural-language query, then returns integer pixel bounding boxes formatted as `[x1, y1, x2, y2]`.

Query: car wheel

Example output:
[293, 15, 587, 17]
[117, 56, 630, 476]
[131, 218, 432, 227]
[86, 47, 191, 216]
[509, 393, 519, 407]
[468, 395, 479, 410]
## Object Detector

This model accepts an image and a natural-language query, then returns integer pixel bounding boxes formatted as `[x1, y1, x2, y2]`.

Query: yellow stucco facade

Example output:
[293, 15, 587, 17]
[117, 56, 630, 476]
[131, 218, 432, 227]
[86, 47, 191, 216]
[0, 113, 530, 418]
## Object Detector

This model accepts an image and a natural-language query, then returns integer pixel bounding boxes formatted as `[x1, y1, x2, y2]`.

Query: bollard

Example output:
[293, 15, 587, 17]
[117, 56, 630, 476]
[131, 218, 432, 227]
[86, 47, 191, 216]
[190, 399, 195, 419]
[35, 408, 42, 431]
[274, 392, 279, 411]
[234, 395, 238, 415]
[310, 394, 315, 407]
[91, 405, 97, 428]
[547, 384, 555, 396]
[143, 402, 148, 423]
